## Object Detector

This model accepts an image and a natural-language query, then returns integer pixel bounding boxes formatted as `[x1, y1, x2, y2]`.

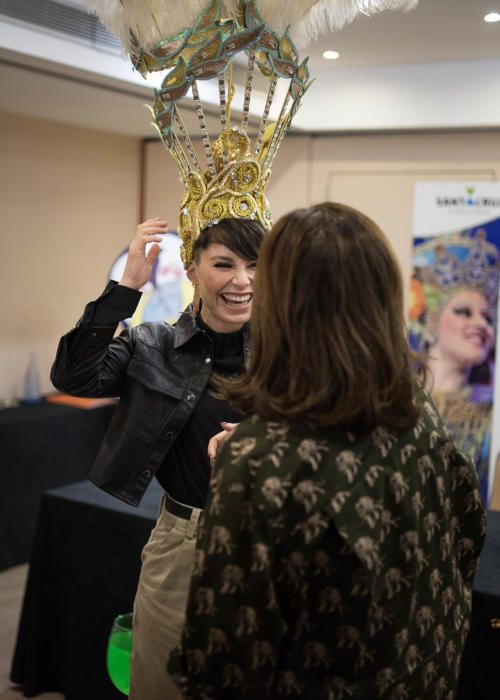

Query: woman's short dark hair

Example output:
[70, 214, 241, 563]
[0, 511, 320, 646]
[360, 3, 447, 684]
[220, 202, 420, 431]
[193, 218, 265, 263]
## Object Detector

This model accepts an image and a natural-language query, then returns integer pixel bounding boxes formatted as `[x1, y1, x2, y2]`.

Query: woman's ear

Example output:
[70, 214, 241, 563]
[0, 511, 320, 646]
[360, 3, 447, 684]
[186, 264, 197, 287]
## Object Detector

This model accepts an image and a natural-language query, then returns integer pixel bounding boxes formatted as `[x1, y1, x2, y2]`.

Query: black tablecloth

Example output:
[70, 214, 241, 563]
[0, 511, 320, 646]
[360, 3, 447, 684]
[0, 402, 114, 570]
[11, 480, 162, 700]
[10, 481, 500, 700]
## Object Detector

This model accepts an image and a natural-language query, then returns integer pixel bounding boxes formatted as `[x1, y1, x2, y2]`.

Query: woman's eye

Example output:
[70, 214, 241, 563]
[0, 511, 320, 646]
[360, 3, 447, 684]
[452, 306, 472, 318]
[482, 313, 494, 326]
[214, 263, 232, 269]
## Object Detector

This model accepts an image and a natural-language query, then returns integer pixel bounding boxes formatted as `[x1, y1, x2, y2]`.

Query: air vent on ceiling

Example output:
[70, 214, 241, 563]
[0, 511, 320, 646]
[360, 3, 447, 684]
[0, 0, 272, 95]
[0, 0, 122, 53]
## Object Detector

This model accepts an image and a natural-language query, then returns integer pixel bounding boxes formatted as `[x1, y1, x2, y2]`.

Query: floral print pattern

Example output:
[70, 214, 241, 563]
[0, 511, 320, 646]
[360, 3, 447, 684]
[168, 390, 485, 699]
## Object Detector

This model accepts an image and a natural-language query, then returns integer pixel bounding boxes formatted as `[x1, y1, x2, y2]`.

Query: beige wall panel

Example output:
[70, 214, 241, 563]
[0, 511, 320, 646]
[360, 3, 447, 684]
[265, 137, 310, 222]
[0, 112, 140, 400]
[143, 140, 186, 221]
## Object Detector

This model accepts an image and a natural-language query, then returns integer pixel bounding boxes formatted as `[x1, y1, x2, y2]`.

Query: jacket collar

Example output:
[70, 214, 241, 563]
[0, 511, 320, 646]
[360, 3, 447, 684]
[174, 306, 250, 364]
[173, 307, 201, 348]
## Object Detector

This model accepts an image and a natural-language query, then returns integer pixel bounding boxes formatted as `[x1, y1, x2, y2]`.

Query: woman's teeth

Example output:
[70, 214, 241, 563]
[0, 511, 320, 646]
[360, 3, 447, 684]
[221, 293, 252, 305]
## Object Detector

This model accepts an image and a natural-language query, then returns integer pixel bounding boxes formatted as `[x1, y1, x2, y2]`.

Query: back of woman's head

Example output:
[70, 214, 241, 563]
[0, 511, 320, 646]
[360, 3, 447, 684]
[222, 201, 419, 431]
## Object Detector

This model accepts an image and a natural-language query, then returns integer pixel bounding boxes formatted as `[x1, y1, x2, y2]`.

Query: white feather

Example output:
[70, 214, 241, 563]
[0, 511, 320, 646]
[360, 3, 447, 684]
[253, 0, 419, 46]
[85, 0, 222, 50]
[85, 0, 418, 52]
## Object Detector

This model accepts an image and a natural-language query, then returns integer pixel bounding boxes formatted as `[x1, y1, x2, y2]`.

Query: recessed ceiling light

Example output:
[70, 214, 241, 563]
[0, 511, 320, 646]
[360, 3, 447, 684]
[484, 12, 500, 22]
[323, 50, 340, 60]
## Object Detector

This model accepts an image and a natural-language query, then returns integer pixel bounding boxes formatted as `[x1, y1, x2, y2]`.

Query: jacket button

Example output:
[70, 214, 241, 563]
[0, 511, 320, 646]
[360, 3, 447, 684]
[186, 391, 196, 402]
[142, 468, 152, 479]
[166, 432, 174, 440]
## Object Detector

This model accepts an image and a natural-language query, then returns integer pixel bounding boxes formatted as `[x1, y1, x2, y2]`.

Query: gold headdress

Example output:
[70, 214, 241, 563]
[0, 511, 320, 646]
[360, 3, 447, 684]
[409, 231, 499, 348]
[416, 231, 499, 308]
[86, 0, 418, 267]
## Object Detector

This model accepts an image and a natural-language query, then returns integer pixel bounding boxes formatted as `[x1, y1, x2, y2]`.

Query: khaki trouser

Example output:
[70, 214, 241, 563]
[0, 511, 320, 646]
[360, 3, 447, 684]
[129, 496, 202, 700]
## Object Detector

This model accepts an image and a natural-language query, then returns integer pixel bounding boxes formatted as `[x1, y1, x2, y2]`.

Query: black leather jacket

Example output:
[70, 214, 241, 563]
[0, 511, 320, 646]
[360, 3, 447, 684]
[51, 282, 250, 506]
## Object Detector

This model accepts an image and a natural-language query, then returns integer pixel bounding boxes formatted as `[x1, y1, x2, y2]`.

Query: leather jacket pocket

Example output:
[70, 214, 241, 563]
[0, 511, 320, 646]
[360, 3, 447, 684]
[125, 358, 185, 399]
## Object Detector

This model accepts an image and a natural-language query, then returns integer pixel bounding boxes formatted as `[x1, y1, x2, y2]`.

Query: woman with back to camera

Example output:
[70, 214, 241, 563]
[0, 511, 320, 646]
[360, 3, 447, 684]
[51, 215, 264, 699]
[168, 202, 486, 699]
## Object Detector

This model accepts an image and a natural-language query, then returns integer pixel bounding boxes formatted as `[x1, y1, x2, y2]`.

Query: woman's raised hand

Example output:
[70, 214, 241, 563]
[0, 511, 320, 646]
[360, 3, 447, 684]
[119, 218, 168, 291]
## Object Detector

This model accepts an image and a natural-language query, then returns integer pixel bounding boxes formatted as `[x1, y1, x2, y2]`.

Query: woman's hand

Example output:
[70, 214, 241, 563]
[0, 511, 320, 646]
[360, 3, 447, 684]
[208, 422, 239, 463]
[119, 217, 168, 291]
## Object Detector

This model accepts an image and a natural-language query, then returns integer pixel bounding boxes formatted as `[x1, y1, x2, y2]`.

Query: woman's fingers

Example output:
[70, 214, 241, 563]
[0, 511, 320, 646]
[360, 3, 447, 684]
[141, 217, 167, 225]
[207, 423, 240, 461]
[139, 218, 167, 227]
[208, 430, 229, 461]
[140, 224, 166, 230]
[136, 219, 168, 238]
[129, 222, 167, 253]
[138, 233, 166, 239]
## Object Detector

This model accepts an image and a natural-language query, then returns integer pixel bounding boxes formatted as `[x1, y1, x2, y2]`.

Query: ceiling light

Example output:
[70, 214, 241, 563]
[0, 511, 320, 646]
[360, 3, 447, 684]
[323, 50, 340, 60]
[484, 12, 500, 22]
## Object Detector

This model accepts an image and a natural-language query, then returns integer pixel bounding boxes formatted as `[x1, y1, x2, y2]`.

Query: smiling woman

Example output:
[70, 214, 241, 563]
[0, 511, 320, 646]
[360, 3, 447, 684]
[187, 220, 261, 333]
[50, 213, 265, 700]
[429, 288, 495, 382]
[409, 232, 499, 504]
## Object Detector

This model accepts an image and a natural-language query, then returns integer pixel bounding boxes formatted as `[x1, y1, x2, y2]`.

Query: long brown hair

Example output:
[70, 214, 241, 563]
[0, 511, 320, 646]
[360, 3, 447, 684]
[220, 202, 420, 431]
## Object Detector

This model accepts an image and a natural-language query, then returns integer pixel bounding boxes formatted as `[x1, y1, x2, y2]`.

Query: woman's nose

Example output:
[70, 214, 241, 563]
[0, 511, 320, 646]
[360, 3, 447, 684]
[472, 311, 488, 327]
[232, 268, 251, 286]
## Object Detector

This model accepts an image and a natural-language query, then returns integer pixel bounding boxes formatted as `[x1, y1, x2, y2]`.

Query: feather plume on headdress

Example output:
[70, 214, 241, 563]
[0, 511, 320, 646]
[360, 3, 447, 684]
[84, 0, 418, 268]
[85, 0, 418, 52]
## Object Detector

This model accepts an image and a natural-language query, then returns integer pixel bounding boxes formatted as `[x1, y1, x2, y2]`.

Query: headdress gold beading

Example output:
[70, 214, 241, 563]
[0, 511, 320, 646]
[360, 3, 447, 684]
[86, 0, 419, 267]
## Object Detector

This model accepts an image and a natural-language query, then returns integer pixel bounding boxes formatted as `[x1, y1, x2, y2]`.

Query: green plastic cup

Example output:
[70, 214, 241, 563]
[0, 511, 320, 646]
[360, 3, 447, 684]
[106, 613, 133, 695]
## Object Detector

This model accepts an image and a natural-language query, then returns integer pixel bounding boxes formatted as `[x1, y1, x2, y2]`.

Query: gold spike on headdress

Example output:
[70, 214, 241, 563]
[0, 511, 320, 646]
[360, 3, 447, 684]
[86, 0, 418, 267]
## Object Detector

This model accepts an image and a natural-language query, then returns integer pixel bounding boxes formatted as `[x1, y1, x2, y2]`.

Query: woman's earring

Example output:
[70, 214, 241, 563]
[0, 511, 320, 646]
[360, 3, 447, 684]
[192, 283, 201, 316]
[422, 332, 436, 352]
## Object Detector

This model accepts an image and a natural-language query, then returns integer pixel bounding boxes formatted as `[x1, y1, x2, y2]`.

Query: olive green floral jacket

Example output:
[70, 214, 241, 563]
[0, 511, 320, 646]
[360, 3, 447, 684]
[168, 390, 485, 699]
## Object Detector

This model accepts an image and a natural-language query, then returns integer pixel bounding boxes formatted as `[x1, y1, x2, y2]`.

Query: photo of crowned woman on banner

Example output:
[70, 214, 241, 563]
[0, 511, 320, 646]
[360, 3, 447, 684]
[410, 183, 500, 505]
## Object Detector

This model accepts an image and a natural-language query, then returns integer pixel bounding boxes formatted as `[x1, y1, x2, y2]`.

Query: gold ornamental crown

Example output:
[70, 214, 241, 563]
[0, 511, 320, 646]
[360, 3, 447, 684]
[137, 0, 312, 267]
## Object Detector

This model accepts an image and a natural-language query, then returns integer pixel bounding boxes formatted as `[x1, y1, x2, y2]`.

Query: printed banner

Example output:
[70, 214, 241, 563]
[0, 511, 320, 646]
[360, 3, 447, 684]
[410, 182, 500, 503]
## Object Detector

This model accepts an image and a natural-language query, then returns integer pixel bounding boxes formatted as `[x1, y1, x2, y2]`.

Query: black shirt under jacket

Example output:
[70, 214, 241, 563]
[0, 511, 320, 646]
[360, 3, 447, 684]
[156, 317, 244, 508]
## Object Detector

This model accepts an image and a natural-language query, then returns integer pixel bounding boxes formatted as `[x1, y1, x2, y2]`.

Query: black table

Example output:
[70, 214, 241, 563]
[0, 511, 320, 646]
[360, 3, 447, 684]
[0, 401, 115, 570]
[11, 480, 163, 700]
[10, 482, 500, 700]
